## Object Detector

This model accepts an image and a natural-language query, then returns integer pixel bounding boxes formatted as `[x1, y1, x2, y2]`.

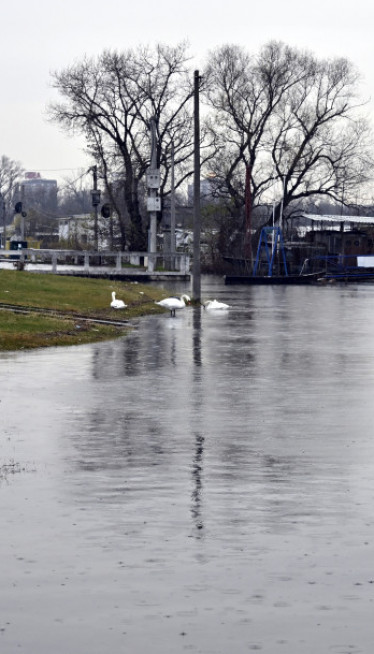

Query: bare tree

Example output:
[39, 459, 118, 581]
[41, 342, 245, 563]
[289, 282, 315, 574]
[0, 155, 24, 222]
[58, 171, 93, 216]
[205, 41, 374, 252]
[49, 43, 197, 251]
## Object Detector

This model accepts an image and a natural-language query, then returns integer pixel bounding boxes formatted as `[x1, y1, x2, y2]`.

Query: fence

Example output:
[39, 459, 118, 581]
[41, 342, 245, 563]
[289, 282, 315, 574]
[1, 248, 190, 277]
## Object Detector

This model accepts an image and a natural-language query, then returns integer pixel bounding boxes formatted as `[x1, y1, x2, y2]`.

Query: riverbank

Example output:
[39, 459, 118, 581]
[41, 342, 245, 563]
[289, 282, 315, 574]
[0, 270, 169, 350]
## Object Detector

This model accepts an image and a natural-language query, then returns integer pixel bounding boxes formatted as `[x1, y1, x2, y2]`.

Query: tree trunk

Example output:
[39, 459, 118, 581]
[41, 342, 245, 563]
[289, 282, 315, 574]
[124, 178, 146, 251]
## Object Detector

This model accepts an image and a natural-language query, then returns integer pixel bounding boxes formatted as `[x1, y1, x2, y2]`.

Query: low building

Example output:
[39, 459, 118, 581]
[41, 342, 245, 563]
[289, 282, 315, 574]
[59, 214, 92, 245]
[58, 214, 109, 249]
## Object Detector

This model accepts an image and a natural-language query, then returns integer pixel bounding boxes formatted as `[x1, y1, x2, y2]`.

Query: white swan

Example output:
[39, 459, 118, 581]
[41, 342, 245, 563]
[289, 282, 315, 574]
[203, 299, 230, 310]
[110, 291, 127, 309]
[155, 294, 191, 317]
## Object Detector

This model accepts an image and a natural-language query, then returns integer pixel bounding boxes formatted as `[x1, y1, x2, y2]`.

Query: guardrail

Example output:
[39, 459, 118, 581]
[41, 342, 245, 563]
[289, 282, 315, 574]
[1, 248, 190, 276]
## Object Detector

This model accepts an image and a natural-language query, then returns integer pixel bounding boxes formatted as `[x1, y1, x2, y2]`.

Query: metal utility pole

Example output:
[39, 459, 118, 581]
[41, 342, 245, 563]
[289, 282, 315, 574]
[170, 140, 176, 264]
[192, 70, 201, 302]
[147, 117, 161, 272]
[0, 193, 5, 248]
[279, 174, 286, 234]
[278, 175, 286, 275]
[244, 164, 253, 271]
[90, 166, 101, 251]
[163, 141, 176, 271]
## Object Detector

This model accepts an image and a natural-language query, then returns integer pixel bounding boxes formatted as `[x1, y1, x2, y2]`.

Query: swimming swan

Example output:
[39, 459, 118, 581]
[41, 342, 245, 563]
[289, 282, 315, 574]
[155, 294, 191, 317]
[110, 292, 127, 309]
[203, 299, 230, 310]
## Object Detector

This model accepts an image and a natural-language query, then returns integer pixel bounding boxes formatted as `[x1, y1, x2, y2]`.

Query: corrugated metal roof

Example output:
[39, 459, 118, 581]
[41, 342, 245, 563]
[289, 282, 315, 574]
[302, 213, 374, 225]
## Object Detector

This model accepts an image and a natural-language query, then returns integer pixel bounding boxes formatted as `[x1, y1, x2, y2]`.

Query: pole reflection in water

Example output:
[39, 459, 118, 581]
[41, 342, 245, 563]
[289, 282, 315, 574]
[191, 308, 204, 535]
[191, 432, 205, 535]
[2, 280, 374, 652]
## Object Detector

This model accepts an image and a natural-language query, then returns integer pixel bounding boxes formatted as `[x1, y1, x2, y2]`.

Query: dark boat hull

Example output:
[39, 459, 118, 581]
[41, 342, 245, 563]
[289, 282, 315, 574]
[225, 270, 374, 285]
[224, 273, 321, 285]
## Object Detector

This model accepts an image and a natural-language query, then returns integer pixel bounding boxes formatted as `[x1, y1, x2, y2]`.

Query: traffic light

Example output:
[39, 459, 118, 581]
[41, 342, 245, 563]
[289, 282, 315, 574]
[101, 203, 111, 218]
[15, 201, 22, 213]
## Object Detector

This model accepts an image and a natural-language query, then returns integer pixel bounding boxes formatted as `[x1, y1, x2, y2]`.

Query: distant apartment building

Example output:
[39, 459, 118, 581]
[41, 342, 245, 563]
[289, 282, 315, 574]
[187, 174, 218, 206]
[20, 172, 58, 213]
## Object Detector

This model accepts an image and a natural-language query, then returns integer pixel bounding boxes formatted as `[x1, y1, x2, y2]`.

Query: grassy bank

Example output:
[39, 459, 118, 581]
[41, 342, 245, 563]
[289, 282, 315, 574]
[0, 270, 168, 351]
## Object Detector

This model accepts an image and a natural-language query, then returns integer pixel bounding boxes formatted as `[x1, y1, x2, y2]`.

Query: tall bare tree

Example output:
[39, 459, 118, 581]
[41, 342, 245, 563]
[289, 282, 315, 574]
[205, 41, 374, 251]
[49, 43, 197, 250]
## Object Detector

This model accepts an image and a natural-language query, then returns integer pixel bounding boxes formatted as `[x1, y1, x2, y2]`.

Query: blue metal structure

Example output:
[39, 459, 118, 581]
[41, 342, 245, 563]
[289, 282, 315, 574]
[253, 226, 288, 277]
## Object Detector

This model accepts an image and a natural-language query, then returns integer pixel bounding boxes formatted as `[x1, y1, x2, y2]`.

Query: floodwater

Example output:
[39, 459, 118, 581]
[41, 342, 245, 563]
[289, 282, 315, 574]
[2, 277, 374, 653]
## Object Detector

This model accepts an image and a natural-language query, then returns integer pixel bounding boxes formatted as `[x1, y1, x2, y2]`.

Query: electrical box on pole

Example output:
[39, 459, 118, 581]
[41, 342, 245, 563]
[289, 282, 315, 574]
[147, 196, 161, 212]
[91, 189, 101, 207]
[147, 170, 160, 189]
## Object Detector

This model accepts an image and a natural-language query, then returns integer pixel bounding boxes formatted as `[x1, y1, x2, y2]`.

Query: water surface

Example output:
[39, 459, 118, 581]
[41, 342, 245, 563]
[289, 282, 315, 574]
[1, 278, 374, 653]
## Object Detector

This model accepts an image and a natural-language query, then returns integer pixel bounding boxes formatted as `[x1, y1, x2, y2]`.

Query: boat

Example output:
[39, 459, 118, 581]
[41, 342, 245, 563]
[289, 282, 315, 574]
[224, 215, 374, 285]
[224, 226, 325, 285]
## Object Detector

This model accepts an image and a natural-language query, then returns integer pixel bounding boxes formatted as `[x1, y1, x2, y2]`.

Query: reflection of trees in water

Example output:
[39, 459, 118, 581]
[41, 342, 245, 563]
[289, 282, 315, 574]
[59, 283, 362, 551]
[69, 405, 169, 474]
[90, 335, 143, 380]
[90, 318, 187, 381]
[74, 305, 265, 525]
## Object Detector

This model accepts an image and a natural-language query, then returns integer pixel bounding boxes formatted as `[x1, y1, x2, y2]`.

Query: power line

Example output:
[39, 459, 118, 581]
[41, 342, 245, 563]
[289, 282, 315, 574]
[23, 167, 92, 188]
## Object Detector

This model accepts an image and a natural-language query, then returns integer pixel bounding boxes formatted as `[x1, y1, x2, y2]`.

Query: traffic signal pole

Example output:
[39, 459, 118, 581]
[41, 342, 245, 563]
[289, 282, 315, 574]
[90, 166, 101, 251]
[20, 184, 25, 241]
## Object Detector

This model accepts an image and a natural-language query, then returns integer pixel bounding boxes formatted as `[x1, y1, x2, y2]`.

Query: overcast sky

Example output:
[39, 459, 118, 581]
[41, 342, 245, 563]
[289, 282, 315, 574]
[1, 0, 373, 186]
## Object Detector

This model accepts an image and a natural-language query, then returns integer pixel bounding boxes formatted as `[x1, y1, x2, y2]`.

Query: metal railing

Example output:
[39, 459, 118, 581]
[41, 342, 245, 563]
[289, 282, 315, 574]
[0, 248, 190, 276]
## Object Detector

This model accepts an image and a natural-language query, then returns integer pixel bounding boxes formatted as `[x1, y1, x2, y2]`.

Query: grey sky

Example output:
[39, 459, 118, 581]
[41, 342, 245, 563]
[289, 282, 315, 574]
[2, 0, 373, 186]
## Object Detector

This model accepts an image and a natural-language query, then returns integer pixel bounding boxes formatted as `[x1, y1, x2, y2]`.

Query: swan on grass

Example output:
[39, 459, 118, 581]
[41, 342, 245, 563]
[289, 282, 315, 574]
[203, 299, 230, 310]
[110, 292, 127, 309]
[155, 294, 191, 317]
